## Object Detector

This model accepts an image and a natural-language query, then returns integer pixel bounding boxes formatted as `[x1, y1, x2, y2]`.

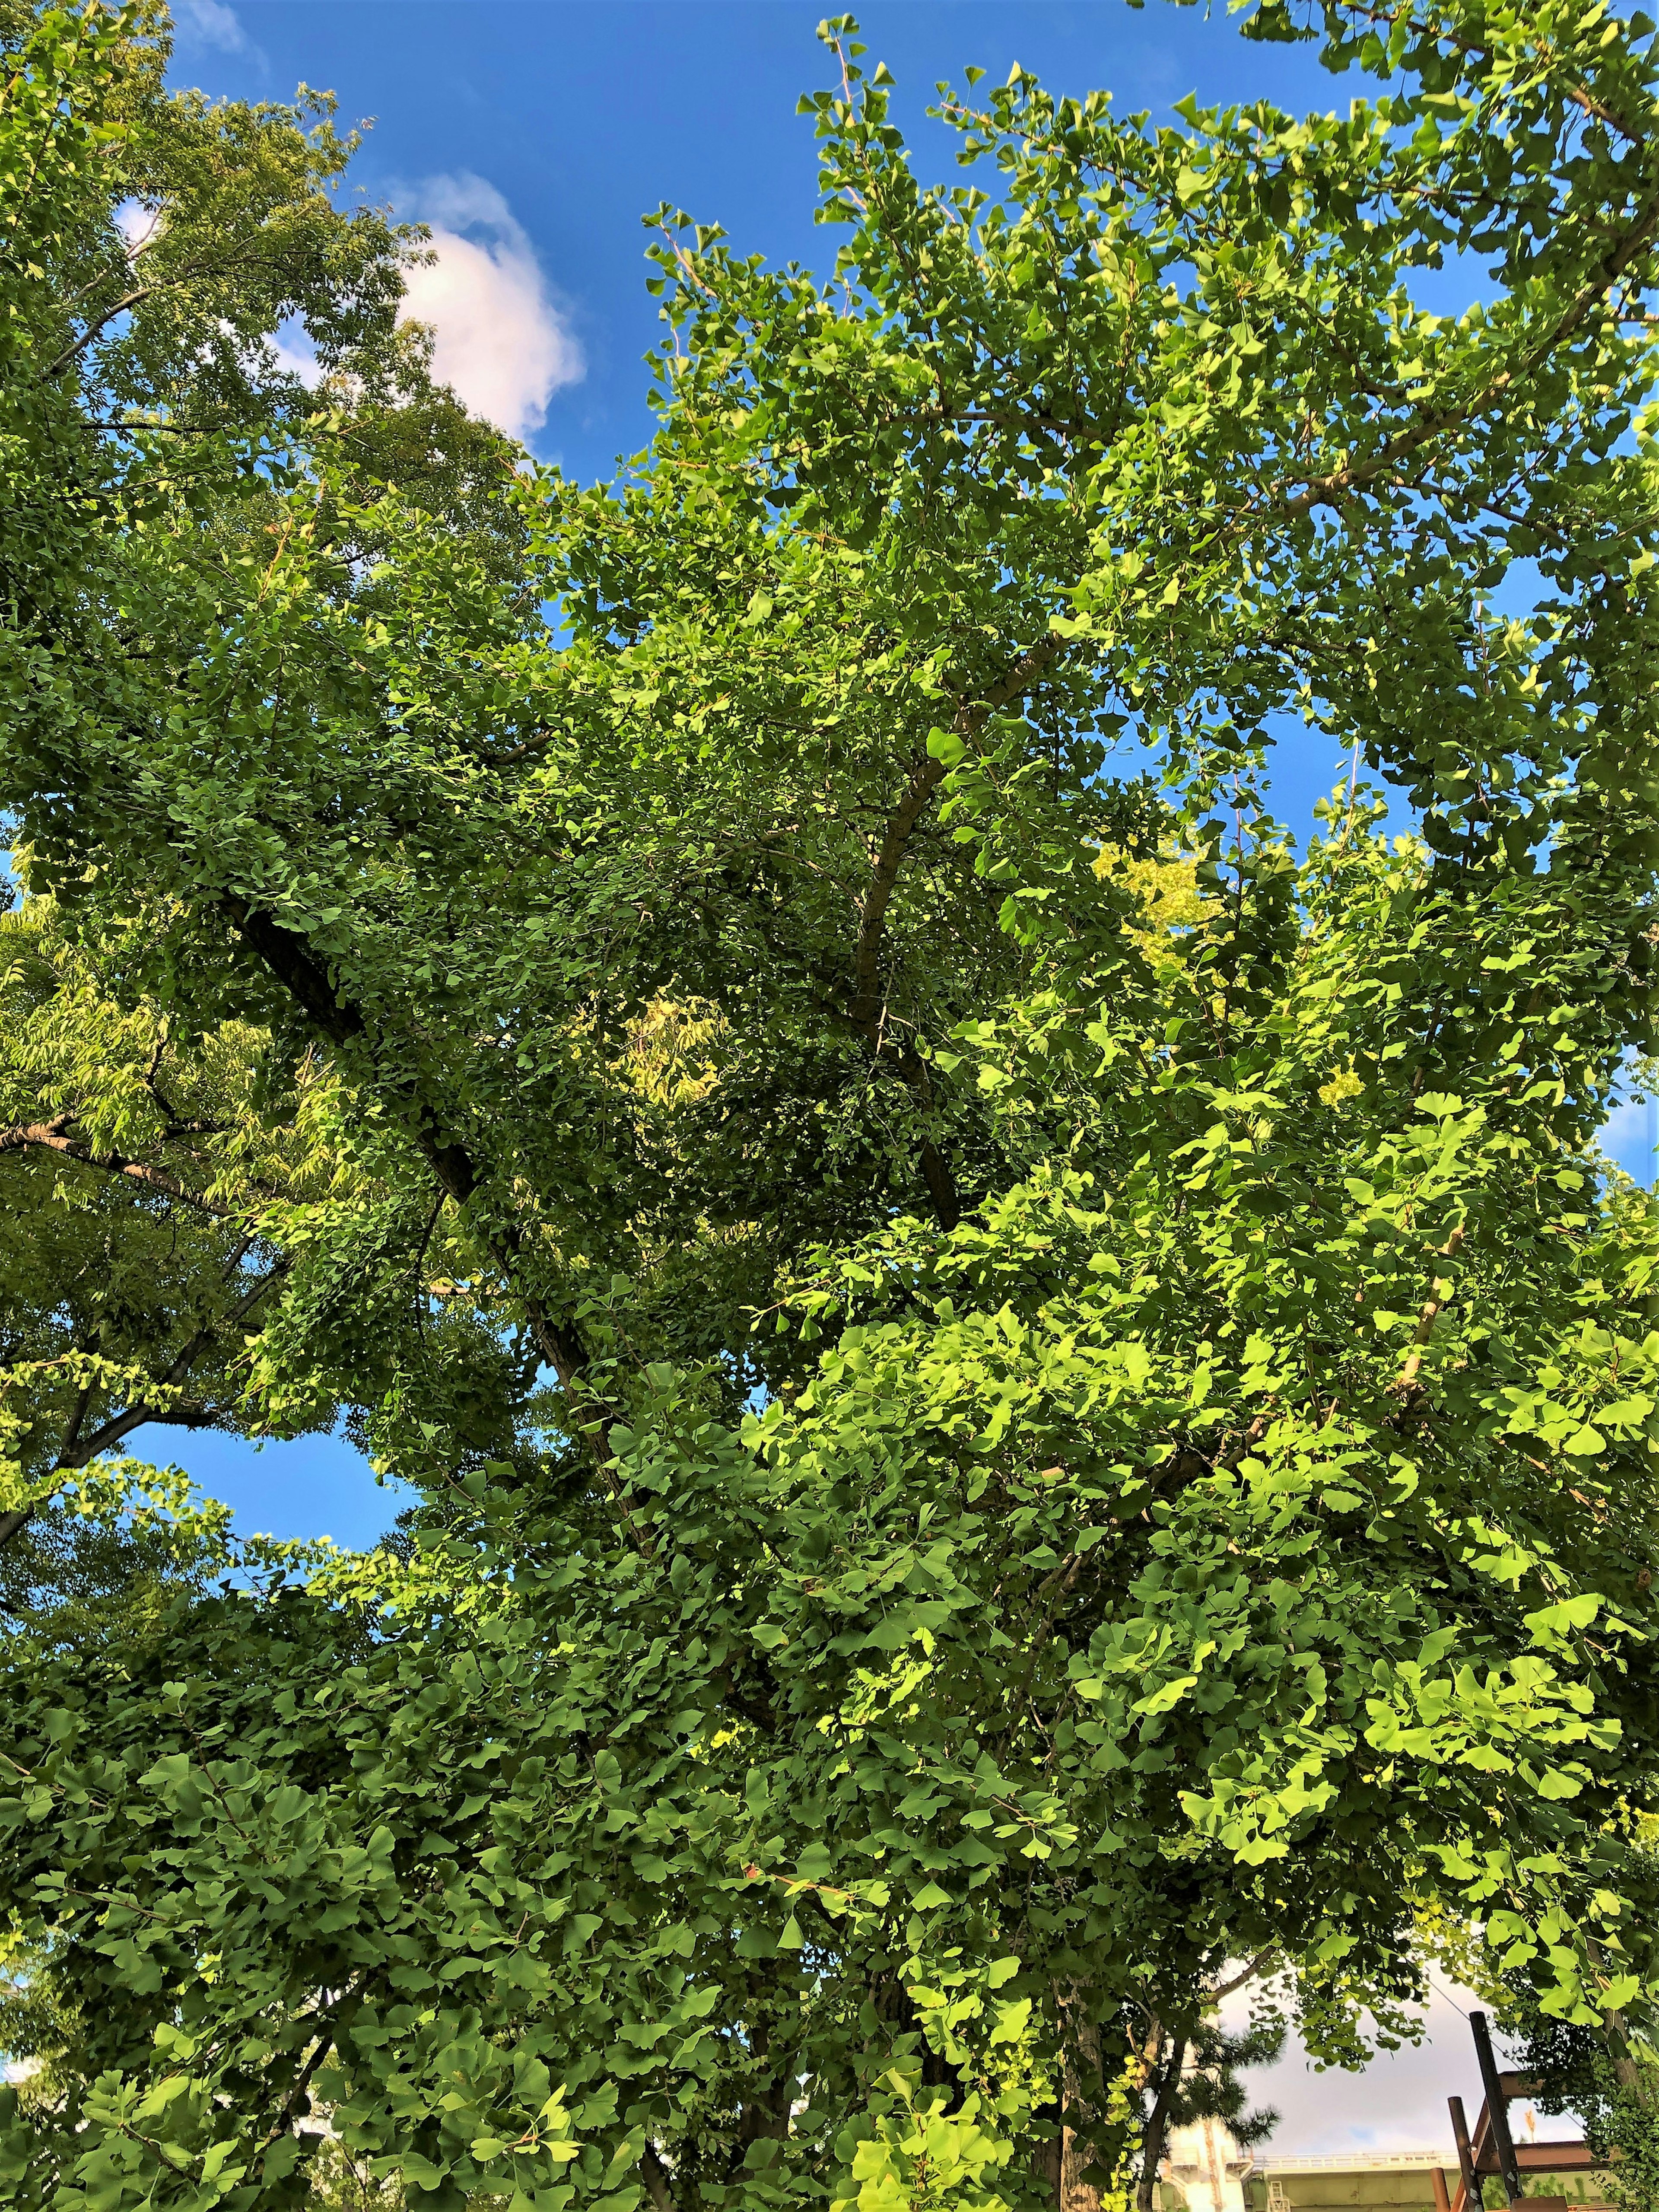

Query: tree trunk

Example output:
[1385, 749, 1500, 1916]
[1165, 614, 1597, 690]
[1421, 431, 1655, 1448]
[737, 2080, 792, 2146]
[1135, 2034, 1186, 2212]
[734, 1997, 793, 2167]
[1059, 1997, 1107, 2212]
[1033, 2103, 1063, 2210]
[1061, 2109, 1103, 2212]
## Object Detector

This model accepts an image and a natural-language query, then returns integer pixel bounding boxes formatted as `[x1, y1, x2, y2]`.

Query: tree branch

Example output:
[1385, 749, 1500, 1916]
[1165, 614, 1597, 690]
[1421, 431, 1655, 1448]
[1396, 1224, 1465, 1392]
[259, 1970, 376, 2151]
[42, 286, 153, 381]
[0, 1120, 234, 1216]
[1135, 2033, 1188, 2212]
[1, 1356, 106, 1550]
[1275, 188, 1659, 518]
[1321, 0, 1647, 143]
[220, 896, 592, 1396]
[0, 1258, 289, 1551]
[849, 633, 1065, 1032]
[1206, 1949, 1275, 2004]
[639, 2144, 680, 2212]
[846, 630, 1065, 1228]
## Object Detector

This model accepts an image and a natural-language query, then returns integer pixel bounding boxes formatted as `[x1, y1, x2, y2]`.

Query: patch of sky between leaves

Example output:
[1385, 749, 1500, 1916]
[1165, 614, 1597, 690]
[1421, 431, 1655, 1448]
[117, 1418, 414, 1553]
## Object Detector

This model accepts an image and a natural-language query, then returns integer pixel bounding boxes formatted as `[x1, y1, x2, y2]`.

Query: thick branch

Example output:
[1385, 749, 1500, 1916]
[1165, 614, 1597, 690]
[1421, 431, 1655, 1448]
[259, 1971, 375, 2151]
[845, 633, 1066, 1026]
[848, 755, 952, 1039]
[220, 896, 590, 1393]
[221, 895, 367, 1050]
[45, 233, 337, 384]
[0, 1120, 232, 1215]
[0, 1258, 289, 1551]
[1206, 1949, 1275, 2004]
[849, 632, 1065, 1034]
[846, 630, 1065, 1229]
[1397, 1224, 1465, 1391]
[0, 1371, 91, 1548]
[1135, 2034, 1187, 2212]
[639, 2145, 679, 2212]
[1277, 189, 1659, 517]
[43, 286, 153, 381]
[71, 1398, 227, 1460]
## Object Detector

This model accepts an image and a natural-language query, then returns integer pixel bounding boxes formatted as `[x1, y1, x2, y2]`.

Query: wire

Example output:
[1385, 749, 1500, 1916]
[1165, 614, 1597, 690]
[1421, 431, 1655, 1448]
[1428, 1977, 1471, 2019]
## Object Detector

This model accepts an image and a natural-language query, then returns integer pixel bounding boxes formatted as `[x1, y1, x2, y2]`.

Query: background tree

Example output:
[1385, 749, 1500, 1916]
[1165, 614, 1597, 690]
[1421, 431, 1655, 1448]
[0, 890, 544, 1552]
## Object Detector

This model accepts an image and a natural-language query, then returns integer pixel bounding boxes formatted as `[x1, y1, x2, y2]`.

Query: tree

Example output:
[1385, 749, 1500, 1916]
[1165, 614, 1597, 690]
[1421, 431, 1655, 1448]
[3, 1, 1659, 2209]
[0, 0, 545, 1555]
[1129, 1997, 1282, 2212]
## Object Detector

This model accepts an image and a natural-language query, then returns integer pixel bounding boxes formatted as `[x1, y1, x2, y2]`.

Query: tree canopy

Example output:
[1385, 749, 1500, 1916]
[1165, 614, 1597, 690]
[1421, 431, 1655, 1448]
[3, 2, 1659, 2209]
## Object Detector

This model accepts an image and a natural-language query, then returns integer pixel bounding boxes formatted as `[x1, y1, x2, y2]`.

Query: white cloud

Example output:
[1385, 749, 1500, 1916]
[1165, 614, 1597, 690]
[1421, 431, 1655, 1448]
[393, 173, 583, 442]
[173, 0, 254, 56]
[268, 315, 323, 388]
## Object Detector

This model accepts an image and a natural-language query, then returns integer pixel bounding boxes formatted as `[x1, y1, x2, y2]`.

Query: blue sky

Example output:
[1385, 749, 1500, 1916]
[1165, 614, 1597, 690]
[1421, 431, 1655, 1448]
[179, 0, 1351, 486]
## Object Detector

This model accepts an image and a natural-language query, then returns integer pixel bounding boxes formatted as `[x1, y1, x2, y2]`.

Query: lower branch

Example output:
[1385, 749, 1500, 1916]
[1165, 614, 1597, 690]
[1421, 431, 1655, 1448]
[260, 1970, 376, 2151]
[222, 895, 593, 1401]
[0, 1119, 233, 1216]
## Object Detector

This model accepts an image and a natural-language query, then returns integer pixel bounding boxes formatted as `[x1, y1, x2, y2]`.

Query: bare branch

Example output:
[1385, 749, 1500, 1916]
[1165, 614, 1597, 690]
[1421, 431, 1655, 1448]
[42, 286, 153, 381]
[1206, 1949, 1276, 2004]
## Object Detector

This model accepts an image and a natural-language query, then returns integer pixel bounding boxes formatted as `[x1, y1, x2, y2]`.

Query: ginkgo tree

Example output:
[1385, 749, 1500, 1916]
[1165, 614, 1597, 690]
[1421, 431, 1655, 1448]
[3, 0, 1659, 2208]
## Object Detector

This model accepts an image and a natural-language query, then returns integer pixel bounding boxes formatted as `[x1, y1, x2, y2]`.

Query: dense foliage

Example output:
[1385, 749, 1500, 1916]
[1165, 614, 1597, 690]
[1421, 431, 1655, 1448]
[4, 2, 1659, 2208]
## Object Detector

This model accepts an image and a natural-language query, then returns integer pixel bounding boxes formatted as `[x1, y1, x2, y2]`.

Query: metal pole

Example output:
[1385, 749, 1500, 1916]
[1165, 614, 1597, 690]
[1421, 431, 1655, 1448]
[1469, 2010, 1523, 2206]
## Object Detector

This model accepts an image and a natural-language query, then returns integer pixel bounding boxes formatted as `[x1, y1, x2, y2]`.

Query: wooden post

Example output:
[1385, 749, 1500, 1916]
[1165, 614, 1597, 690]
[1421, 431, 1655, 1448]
[1431, 2167, 1453, 2212]
[1449, 2095, 1480, 2212]
[1469, 2012, 1523, 2207]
